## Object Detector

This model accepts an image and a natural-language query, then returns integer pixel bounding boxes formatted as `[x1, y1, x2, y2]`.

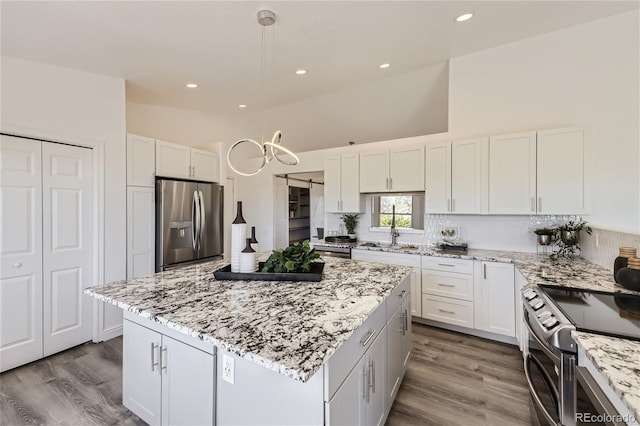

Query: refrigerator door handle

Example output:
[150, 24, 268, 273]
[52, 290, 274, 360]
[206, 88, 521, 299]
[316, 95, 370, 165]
[198, 190, 206, 249]
[192, 191, 200, 251]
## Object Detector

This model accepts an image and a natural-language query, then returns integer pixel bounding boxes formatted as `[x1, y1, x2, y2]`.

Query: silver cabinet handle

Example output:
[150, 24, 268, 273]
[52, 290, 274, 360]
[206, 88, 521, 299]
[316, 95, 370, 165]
[401, 311, 406, 335]
[192, 166, 196, 177]
[447, 198, 451, 212]
[151, 342, 159, 371]
[385, 177, 389, 189]
[438, 263, 455, 267]
[13, 262, 22, 268]
[538, 197, 542, 213]
[192, 191, 200, 250]
[404, 309, 409, 333]
[198, 190, 205, 249]
[531, 197, 535, 212]
[368, 359, 375, 395]
[160, 346, 167, 371]
[438, 283, 455, 287]
[483, 264, 487, 279]
[398, 289, 407, 298]
[452, 198, 455, 212]
[438, 309, 455, 314]
[389, 177, 392, 190]
[360, 330, 376, 347]
[361, 363, 368, 399]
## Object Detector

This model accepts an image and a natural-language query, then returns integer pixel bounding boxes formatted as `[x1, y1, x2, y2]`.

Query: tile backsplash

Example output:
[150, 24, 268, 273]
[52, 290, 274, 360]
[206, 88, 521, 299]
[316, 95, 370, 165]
[581, 228, 640, 271]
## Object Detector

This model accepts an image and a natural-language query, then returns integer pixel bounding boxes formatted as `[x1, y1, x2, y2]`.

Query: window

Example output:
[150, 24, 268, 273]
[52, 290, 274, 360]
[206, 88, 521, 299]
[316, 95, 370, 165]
[371, 193, 424, 230]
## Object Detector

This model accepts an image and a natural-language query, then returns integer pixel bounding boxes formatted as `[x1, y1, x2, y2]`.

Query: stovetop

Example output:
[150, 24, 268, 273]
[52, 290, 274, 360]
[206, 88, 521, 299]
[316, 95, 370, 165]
[540, 285, 640, 341]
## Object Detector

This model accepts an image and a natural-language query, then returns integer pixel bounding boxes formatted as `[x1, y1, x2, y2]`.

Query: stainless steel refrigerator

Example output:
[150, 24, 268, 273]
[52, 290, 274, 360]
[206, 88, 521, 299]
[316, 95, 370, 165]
[156, 179, 223, 271]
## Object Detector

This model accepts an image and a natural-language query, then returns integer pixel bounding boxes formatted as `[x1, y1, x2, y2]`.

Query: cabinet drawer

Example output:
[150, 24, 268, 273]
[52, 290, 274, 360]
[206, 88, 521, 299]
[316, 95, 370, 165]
[422, 295, 474, 328]
[387, 274, 411, 322]
[422, 271, 473, 301]
[422, 256, 473, 274]
[323, 302, 386, 401]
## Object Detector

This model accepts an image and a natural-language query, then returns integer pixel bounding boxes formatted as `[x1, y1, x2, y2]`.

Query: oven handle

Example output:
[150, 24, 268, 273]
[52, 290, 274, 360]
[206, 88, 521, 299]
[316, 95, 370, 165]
[525, 316, 561, 365]
[524, 353, 560, 426]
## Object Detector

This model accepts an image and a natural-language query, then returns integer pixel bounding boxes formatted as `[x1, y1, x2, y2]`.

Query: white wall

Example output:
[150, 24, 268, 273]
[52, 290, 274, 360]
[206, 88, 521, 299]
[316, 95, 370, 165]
[448, 10, 640, 233]
[1, 56, 127, 336]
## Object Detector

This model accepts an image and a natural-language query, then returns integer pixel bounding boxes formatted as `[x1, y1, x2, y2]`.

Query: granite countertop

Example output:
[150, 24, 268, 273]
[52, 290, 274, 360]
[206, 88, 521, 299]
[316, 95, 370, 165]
[572, 331, 640, 421]
[85, 256, 411, 383]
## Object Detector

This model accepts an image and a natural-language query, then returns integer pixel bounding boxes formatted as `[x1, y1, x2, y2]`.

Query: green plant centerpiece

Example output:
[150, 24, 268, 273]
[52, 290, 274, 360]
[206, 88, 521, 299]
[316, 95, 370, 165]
[341, 214, 359, 236]
[261, 240, 321, 273]
[551, 220, 592, 260]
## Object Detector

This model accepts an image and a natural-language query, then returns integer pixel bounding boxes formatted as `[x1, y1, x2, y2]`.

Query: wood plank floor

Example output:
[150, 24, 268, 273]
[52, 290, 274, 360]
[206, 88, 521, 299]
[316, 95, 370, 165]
[0, 323, 531, 425]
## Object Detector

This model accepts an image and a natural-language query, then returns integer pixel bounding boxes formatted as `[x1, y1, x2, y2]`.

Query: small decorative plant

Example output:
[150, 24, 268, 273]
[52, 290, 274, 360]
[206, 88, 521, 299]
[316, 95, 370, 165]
[551, 219, 592, 260]
[261, 240, 320, 273]
[341, 214, 359, 235]
[534, 228, 556, 236]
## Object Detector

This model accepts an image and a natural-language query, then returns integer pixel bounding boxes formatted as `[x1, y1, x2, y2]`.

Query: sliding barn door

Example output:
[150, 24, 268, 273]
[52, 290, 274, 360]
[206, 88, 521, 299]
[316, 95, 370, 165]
[42, 142, 93, 356]
[0, 136, 44, 372]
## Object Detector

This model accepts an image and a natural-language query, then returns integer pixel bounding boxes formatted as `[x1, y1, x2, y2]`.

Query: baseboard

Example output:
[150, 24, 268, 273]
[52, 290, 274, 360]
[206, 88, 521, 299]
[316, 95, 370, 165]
[412, 317, 519, 346]
[102, 324, 123, 341]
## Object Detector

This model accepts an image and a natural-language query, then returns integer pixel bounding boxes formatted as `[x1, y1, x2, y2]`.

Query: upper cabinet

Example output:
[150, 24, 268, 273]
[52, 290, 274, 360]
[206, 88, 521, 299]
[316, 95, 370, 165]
[359, 146, 424, 193]
[325, 153, 363, 213]
[127, 134, 156, 187]
[536, 127, 586, 214]
[156, 139, 219, 182]
[426, 139, 488, 214]
[489, 132, 536, 214]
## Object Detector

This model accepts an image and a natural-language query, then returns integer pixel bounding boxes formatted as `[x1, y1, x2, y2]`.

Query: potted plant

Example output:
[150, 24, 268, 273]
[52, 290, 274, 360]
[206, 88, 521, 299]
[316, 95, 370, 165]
[341, 214, 359, 239]
[551, 219, 592, 260]
[262, 240, 321, 273]
[534, 227, 556, 246]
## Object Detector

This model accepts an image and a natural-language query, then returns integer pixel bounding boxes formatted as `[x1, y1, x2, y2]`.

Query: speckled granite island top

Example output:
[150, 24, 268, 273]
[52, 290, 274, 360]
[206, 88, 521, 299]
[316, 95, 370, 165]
[85, 256, 411, 383]
[572, 331, 640, 421]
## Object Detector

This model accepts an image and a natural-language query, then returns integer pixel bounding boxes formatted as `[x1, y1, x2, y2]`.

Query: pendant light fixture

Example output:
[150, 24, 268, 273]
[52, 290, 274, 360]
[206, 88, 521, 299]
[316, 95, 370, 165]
[227, 10, 300, 177]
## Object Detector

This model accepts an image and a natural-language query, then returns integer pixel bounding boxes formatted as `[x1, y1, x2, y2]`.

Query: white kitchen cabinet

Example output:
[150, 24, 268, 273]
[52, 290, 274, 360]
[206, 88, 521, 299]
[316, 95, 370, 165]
[127, 134, 156, 187]
[410, 268, 421, 317]
[514, 270, 529, 354]
[127, 186, 155, 278]
[536, 127, 586, 214]
[156, 140, 219, 182]
[359, 146, 424, 193]
[451, 137, 488, 214]
[326, 356, 365, 426]
[425, 141, 451, 213]
[475, 261, 516, 337]
[324, 153, 363, 213]
[386, 293, 411, 410]
[123, 319, 215, 426]
[489, 131, 537, 214]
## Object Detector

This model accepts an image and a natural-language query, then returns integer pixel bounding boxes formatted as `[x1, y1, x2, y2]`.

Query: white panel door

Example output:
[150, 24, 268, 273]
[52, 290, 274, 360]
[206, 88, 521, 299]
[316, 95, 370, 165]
[127, 134, 156, 187]
[389, 146, 425, 191]
[451, 137, 488, 214]
[364, 330, 387, 426]
[410, 268, 421, 317]
[123, 320, 162, 425]
[489, 132, 537, 214]
[401, 296, 412, 371]
[190, 148, 219, 183]
[340, 154, 363, 213]
[425, 141, 451, 213]
[324, 155, 341, 213]
[325, 356, 365, 426]
[127, 186, 155, 279]
[156, 140, 190, 179]
[42, 142, 93, 356]
[0, 136, 43, 372]
[386, 305, 403, 408]
[161, 336, 215, 426]
[479, 262, 516, 337]
[359, 150, 389, 193]
[537, 127, 586, 214]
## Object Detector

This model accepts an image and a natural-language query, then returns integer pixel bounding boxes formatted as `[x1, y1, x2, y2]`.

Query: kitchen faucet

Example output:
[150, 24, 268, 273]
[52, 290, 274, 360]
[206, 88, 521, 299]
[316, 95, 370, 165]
[390, 205, 400, 246]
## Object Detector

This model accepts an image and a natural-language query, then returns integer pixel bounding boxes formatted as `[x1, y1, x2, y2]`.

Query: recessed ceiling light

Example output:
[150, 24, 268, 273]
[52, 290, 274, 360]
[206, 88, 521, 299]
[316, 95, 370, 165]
[379, 63, 390, 69]
[455, 13, 473, 22]
[186, 83, 198, 88]
[238, 104, 247, 108]
[295, 69, 307, 75]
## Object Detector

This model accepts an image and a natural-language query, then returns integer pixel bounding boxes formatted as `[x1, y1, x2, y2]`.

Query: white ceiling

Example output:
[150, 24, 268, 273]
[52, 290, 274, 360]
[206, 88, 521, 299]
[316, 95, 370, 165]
[2, 1, 637, 116]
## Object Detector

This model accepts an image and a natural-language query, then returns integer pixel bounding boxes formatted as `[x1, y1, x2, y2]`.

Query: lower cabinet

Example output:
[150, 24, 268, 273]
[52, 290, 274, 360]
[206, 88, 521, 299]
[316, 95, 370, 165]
[123, 319, 215, 426]
[387, 295, 412, 409]
[475, 261, 516, 337]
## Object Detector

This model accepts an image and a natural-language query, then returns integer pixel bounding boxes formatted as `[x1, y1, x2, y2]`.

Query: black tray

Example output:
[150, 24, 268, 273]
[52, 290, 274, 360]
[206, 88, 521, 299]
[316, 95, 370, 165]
[213, 262, 325, 282]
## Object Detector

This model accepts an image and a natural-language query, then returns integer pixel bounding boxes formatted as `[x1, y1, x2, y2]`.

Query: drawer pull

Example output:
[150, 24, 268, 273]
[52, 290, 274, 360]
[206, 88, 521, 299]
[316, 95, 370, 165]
[360, 330, 376, 347]
[437, 263, 456, 267]
[438, 309, 456, 315]
[437, 283, 455, 287]
[398, 289, 407, 298]
[151, 342, 159, 371]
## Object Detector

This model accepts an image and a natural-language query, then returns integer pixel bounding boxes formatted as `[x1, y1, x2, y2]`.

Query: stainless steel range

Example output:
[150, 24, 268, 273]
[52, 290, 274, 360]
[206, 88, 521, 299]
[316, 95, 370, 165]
[522, 286, 640, 426]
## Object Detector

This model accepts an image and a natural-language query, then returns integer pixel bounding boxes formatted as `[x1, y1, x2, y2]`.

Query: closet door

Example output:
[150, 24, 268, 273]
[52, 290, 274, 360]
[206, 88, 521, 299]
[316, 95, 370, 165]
[0, 136, 43, 372]
[42, 143, 93, 356]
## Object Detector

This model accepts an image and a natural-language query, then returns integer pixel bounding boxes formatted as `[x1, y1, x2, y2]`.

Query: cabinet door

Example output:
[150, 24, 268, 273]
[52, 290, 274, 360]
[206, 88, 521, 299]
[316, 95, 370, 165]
[123, 320, 162, 425]
[537, 127, 586, 214]
[42, 142, 93, 356]
[479, 262, 515, 337]
[401, 296, 412, 371]
[389, 146, 424, 191]
[386, 305, 403, 408]
[410, 268, 421, 317]
[514, 270, 528, 354]
[359, 150, 389, 193]
[451, 137, 488, 214]
[127, 134, 156, 187]
[161, 336, 215, 426]
[489, 132, 536, 214]
[364, 330, 387, 426]
[324, 155, 341, 213]
[325, 356, 365, 426]
[0, 136, 43, 372]
[127, 187, 155, 279]
[425, 141, 451, 213]
[156, 140, 191, 179]
[340, 154, 363, 213]
[190, 148, 219, 183]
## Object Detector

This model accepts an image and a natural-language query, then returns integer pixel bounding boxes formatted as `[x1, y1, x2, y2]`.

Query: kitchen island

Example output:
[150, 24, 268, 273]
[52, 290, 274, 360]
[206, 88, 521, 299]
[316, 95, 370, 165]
[85, 256, 413, 425]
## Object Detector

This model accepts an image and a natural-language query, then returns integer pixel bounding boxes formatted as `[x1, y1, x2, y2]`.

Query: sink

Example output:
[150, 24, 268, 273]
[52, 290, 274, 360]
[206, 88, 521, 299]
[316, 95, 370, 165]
[358, 242, 419, 251]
